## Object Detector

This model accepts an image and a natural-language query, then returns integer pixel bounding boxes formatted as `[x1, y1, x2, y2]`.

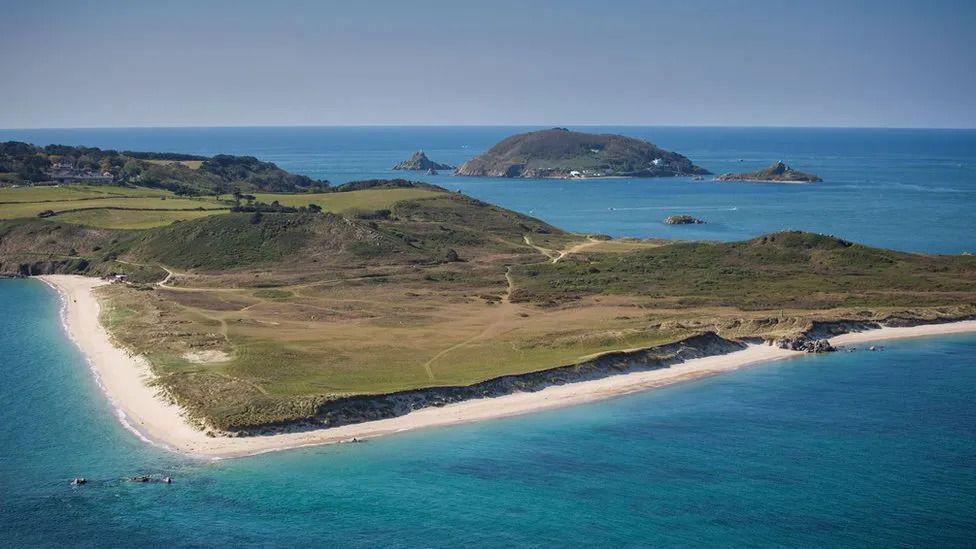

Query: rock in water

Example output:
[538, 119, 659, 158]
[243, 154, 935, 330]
[716, 161, 822, 182]
[393, 151, 455, 171]
[456, 128, 710, 179]
[664, 215, 705, 225]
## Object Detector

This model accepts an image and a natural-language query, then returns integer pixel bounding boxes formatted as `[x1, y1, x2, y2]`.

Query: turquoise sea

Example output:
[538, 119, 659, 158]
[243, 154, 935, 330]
[1, 127, 975, 547]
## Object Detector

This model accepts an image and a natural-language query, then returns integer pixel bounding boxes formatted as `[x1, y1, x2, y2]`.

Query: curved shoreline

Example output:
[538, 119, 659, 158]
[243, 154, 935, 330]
[38, 274, 976, 460]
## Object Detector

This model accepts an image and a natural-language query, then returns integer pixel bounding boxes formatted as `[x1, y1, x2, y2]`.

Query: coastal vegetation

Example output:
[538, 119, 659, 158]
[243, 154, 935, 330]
[0, 181, 440, 230]
[2, 163, 973, 434]
[0, 141, 329, 194]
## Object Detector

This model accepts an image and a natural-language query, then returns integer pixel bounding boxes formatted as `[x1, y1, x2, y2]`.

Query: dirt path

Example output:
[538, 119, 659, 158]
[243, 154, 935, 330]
[114, 259, 195, 290]
[522, 235, 559, 261]
[420, 266, 520, 381]
[553, 236, 602, 263]
[524, 234, 602, 263]
[420, 233, 601, 380]
[158, 265, 177, 287]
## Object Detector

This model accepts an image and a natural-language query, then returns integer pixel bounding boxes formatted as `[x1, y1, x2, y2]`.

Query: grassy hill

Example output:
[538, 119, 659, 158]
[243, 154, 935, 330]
[1, 177, 972, 433]
[512, 231, 976, 309]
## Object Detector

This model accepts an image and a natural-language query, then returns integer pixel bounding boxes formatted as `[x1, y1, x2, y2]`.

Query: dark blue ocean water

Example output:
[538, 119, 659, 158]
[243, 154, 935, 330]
[1, 127, 975, 547]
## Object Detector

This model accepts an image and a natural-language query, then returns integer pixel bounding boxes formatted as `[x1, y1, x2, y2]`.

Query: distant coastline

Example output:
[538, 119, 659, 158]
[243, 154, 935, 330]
[38, 274, 976, 460]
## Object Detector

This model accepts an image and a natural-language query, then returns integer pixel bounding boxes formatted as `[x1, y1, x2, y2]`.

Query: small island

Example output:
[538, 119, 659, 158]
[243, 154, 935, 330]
[664, 215, 705, 225]
[455, 128, 710, 179]
[716, 161, 822, 183]
[392, 151, 455, 172]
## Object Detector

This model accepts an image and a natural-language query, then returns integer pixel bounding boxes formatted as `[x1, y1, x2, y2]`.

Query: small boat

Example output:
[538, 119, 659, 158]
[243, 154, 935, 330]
[131, 475, 151, 483]
[70, 477, 87, 486]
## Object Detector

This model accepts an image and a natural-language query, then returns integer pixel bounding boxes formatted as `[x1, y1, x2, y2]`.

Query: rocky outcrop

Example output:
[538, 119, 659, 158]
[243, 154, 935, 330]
[664, 215, 705, 225]
[456, 128, 710, 179]
[775, 314, 976, 352]
[393, 151, 455, 171]
[0, 258, 91, 278]
[233, 332, 746, 434]
[716, 161, 821, 182]
[774, 336, 835, 353]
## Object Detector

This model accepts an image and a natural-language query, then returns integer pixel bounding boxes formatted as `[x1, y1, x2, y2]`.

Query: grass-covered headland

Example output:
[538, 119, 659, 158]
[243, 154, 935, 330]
[2, 167, 974, 433]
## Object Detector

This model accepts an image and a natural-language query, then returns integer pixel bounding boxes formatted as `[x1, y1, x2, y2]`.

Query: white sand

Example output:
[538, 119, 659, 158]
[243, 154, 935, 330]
[38, 275, 976, 459]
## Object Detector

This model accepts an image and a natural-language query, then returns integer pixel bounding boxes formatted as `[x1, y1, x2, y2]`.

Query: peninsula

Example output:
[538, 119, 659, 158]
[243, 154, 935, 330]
[455, 128, 710, 178]
[716, 161, 822, 182]
[3, 143, 975, 457]
[0, 141, 329, 194]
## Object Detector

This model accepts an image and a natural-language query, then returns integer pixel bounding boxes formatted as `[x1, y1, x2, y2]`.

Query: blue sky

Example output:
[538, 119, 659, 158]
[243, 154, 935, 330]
[1, 0, 974, 128]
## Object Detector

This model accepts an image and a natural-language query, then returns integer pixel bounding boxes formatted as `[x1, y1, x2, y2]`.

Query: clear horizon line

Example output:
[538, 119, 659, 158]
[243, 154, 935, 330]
[2, 123, 975, 132]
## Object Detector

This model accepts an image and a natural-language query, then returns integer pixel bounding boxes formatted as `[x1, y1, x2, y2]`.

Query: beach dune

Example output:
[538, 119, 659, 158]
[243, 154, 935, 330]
[39, 274, 976, 459]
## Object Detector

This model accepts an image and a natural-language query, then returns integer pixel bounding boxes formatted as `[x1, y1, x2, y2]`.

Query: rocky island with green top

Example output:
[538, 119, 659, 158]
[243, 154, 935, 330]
[455, 128, 710, 179]
[716, 161, 822, 183]
[392, 151, 455, 173]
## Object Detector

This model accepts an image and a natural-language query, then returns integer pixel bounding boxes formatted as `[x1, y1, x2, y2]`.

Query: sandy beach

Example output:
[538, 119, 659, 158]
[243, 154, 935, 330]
[39, 274, 976, 459]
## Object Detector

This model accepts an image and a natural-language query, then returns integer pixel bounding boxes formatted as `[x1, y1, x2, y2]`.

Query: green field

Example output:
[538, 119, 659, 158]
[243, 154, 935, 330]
[249, 188, 443, 213]
[55, 208, 229, 229]
[0, 196, 226, 220]
[0, 185, 442, 228]
[144, 159, 204, 170]
[0, 184, 174, 203]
